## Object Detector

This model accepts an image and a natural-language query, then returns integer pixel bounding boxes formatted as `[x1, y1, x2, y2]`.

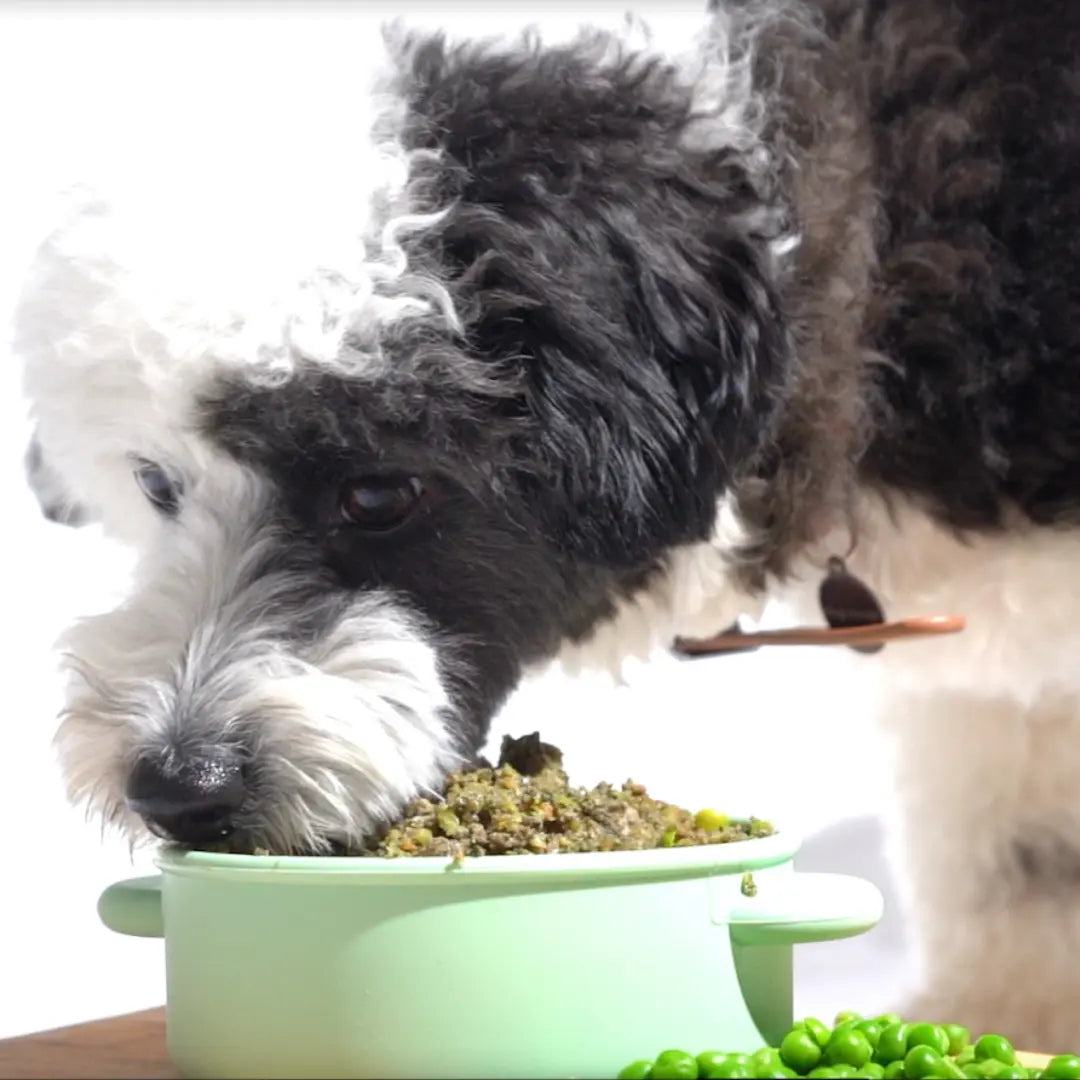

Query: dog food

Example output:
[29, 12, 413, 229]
[363, 732, 773, 858]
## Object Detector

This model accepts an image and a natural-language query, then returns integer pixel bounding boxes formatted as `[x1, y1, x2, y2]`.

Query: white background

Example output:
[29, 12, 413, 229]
[0, 0, 915, 1041]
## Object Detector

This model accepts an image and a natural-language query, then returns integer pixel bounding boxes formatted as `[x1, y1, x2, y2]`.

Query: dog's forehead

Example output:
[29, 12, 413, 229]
[195, 359, 515, 488]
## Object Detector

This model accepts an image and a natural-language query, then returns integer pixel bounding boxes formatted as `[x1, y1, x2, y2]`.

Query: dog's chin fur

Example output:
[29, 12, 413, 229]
[14, 0, 1080, 1048]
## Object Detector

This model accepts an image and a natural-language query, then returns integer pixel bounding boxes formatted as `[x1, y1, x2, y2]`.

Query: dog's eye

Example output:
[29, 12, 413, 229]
[133, 460, 182, 515]
[339, 476, 425, 533]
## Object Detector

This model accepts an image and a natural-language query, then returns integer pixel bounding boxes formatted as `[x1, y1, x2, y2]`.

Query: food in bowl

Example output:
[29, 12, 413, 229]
[219, 731, 773, 858]
[365, 732, 774, 858]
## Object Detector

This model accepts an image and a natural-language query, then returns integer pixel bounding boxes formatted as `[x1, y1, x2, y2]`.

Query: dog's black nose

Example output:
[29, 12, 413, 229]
[127, 754, 246, 845]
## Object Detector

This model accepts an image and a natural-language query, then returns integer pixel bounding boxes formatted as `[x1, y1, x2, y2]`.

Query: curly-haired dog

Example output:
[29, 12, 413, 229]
[14, 0, 1080, 1049]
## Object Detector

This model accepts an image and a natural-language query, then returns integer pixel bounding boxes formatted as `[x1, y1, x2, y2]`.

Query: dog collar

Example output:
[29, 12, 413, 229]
[673, 556, 965, 658]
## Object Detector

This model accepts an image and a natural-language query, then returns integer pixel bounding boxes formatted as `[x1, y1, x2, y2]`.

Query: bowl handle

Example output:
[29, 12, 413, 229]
[727, 871, 884, 947]
[97, 875, 165, 938]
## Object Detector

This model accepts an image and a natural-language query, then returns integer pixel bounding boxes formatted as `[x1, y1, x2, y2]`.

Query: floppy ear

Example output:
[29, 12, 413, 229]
[602, 168, 795, 494]
[439, 155, 794, 569]
[542, 200, 793, 568]
[24, 433, 94, 527]
[399, 31, 795, 566]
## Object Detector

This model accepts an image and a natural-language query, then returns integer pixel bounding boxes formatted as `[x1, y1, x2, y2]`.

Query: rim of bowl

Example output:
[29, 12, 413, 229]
[154, 819, 799, 881]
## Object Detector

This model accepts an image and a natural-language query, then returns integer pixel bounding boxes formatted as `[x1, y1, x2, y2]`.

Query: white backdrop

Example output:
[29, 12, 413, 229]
[0, 0, 914, 1041]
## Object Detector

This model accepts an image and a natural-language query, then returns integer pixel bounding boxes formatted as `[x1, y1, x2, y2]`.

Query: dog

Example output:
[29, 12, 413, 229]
[13, 0, 1080, 1051]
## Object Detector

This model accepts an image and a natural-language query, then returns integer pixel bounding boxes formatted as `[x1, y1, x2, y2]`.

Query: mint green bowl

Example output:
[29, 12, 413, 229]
[98, 825, 883, 1079]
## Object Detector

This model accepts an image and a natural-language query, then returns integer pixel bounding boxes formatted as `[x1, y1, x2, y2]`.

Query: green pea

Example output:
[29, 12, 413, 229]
[963, 1068, 987, 1079]
[618, 1062, 654, 1080]
[830, 1068, 859, 1078]
[993, 1070, 1032, 1080]
[836, 1011, 864, 1027]
[971, 1063, 1014, 1079]
[651, 1050, 699, 1080]
[883, 1062, 906, 1080]
[808, 1070, 840, 1079]
[854, 1066, 886, 1079]
[876, 1015, 903, 1027]
[874, 1024, 911, 1065]
[944, 1025, 972, 1056]
[825, 1030, 874, 1069]
[1043, 1056, 1080, 1080]
[750, 1048, 784, 1079]
[905, 1045, 946, 1079]
[855, 1021, 885, 1050]
[695, 1052, 730, 1074]
[702, 1061, 753, 1080]
[908, 1024, 952, 1057]
[782, 1029, 825, 1073]
[803, 1018, 834, 1049]
[974, 1036, 1017, 1066]
[956, 1048, 977, 1067]
[936, 1060, 968, 1079]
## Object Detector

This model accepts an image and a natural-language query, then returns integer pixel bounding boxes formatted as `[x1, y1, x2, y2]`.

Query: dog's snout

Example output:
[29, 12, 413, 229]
[126, 754, 246, 845]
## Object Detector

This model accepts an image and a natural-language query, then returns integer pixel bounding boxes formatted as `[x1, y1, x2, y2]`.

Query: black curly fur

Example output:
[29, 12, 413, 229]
[860, 0, 1080, 530]
[397, 31, 795, 565]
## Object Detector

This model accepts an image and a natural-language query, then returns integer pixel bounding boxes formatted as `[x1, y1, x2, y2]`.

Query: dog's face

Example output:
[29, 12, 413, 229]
[15, 22, 792, 853]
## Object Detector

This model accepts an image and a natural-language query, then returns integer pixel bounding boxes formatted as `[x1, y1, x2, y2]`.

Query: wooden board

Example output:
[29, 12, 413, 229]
[0, 1008, 175, 1079]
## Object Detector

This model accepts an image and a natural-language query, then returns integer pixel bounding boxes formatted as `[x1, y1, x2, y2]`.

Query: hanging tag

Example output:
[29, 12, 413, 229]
[671, 557, 962, 658]
[818, 556, 886, 655]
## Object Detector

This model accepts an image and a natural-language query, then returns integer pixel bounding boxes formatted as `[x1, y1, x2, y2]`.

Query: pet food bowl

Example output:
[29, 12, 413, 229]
[97, 825, 883, 1079]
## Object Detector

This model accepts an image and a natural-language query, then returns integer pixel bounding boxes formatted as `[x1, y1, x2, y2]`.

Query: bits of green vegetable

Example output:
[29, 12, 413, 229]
[651, 1050, 699, 1080]
[1043, 1056, 1080, 1080]
[974, 1036, 1017, 1067]
[615, 1013, 1074, 1080]
[824, 1030, 874, 1069]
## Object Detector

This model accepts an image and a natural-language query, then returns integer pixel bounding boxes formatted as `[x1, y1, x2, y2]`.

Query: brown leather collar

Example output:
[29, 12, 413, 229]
[673, 556, 966, 658]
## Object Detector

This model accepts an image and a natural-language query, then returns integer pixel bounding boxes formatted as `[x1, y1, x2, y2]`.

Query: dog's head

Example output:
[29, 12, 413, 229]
[14, 17, 795, 853]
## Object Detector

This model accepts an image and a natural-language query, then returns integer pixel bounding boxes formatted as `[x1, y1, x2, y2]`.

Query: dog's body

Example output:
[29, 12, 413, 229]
[14, 0, 1080, 1048]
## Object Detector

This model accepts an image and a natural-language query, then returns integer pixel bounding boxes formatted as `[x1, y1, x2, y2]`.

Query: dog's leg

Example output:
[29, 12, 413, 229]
[884, 686, 1080, 1052]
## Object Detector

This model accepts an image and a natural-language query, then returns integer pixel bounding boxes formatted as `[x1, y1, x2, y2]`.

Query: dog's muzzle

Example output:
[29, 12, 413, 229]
[126, 752, 247, 846]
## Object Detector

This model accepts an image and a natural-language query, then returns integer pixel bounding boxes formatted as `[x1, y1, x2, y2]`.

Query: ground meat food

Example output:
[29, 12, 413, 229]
[362, 732, 774, 858]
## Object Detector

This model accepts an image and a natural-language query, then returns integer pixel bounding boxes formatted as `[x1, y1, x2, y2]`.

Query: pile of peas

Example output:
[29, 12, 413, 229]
[616, 1013, 1080, 1080]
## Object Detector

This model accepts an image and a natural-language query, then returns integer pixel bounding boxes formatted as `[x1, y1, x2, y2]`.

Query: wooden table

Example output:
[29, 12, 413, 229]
[0, 1009, 1056, 1079]
[0, 1008, 175, 1079]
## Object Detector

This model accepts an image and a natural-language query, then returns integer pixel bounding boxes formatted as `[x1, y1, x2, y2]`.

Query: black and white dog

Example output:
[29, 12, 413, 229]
[15, 0, 1080, 1050]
